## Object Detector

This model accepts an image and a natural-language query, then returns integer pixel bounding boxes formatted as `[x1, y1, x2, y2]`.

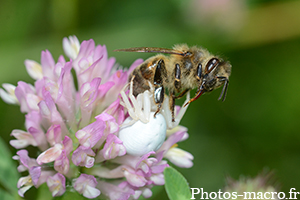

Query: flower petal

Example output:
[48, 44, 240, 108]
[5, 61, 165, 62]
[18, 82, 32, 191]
[72, 146, 95, 168]
[63, 35, 80, 60]
[10, 129, 37, 149]
[83, 184, 101, 199]
[164, 147, 194, 168]
[41, 50, 56, 80]
[76, 118, 105, 148]
[46, 124, 62, 146]
[73, 174, 100, 199]
[36, 143, 63, 165]
[24, 59, 43, 80]
[0, 83, 18, 104]
[54, 150, 70, 174]
[15, 81, 36, 113]
[18, 185, 32, 197]
[97, 180, 134, 200]
[47, 173, 66, 197]
[29, 166, 41, 186]
[123, 168, 147, 187]
[101, 134, 126, 160]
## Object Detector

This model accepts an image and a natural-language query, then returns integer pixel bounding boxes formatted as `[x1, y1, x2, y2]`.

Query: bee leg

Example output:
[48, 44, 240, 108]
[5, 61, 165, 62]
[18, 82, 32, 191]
[169, 91, 176, 122]
[174, 63, 181, 90]
[170, 91, 190, 128]
[153, 86, 164, 117]
[153, 59, 166, 117]
[166, 63, 181, 122]
[216, 76, 229, 101]
[175, 89, 189, 99]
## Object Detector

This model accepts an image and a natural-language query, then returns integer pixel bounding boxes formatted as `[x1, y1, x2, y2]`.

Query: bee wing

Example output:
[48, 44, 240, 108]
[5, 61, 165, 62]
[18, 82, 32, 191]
[114, 47, 185, 56]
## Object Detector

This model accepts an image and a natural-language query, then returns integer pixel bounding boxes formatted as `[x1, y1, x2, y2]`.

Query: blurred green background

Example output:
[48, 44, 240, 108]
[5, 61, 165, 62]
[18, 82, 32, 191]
[1, 0, 300, 199]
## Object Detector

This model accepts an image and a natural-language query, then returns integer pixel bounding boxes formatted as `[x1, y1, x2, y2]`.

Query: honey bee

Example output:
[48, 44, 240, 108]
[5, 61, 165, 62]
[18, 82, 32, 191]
[115, 44, 232, 122]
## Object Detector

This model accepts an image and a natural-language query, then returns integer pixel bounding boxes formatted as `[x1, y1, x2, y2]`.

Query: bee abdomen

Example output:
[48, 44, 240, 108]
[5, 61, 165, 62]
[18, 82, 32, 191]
[129, 69, 151, 97]
[140, 61, 157, 80]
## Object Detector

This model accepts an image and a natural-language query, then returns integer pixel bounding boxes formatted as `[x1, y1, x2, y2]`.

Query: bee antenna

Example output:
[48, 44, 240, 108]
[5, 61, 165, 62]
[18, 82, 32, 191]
[218, 79, 229, 101]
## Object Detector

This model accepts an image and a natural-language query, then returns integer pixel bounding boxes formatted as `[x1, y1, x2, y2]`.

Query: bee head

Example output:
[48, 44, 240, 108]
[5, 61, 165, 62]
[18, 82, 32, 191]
[184, 57, 231, 107]
[200, 58, 231, 101]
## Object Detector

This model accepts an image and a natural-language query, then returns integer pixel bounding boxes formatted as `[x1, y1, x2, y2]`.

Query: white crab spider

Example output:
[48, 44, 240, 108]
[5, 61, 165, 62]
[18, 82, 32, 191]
[119, 76, 190, 129]
[119, 77, 154, 125]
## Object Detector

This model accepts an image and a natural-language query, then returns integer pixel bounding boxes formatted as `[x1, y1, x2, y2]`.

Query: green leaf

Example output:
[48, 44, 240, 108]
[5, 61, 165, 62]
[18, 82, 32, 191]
[37, 183, 93, 200]
[164, 166, 191, 200]
[138, 185, 164, 200]
[0, 188, 16, 200]
[36, 183, 53, 200]
[0, 137, 19, 195]
[54, 190, 92, 200]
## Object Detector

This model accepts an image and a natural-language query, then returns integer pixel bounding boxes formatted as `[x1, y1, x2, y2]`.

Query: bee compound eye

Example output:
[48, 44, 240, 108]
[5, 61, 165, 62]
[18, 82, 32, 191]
[205, 58, 219, 73]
